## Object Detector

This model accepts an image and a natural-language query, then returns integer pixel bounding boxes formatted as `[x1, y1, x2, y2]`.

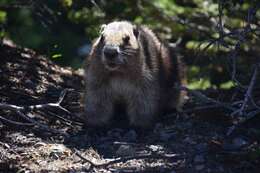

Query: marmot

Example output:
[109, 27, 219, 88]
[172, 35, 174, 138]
[83, 21, 186, 128]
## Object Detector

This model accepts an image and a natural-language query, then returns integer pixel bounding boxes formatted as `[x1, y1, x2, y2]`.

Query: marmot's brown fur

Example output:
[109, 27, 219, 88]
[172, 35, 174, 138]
[83, 21, 186, 128]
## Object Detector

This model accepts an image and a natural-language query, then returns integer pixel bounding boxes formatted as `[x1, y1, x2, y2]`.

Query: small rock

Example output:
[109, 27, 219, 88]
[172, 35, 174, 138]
[232, 137, 247, 149]
[195, 143, 208, 153]
[184, 136, 196, 145]
[25, 79, 35, 88]
[194, 155, 205, 163]
[149, 145, 163, 152]
[183, 121, 193, 129]
[206, 168, 211, 173]
[195, 165, 205, 171]
[48, 144, 69, 159]
[116, 145, 135, 157]
[27, 112, 35, 118]
[3, 143, 10, 149]
[159, 131, 175, 141]
[217, 166, 225, 172]
[123, 130, 137, 142]
[153, 123, 163, 132]
[107, 128, 123, 139]
[34, 142, 46, 147]
[27, 133, 34, 137]
[223, 137, 248, 151]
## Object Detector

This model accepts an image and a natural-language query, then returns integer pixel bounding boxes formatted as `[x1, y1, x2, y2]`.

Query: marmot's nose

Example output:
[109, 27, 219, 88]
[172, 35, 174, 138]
[103, 45, 118, 59]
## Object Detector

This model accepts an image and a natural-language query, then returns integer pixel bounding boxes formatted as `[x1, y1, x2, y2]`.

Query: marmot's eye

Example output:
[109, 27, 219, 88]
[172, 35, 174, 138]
[133, 27, 139, 38]
[123, 36, 130, 44]
[100, 34, 105, 42]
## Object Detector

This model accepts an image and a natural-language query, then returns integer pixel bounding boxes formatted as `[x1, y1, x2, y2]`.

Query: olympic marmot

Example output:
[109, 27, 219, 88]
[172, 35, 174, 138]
[83, 21, 186, 128]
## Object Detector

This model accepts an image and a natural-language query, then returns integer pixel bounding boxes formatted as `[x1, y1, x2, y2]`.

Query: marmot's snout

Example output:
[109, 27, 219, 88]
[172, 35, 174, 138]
[103, 45, 118, 60]
[102, 45, 126, 70]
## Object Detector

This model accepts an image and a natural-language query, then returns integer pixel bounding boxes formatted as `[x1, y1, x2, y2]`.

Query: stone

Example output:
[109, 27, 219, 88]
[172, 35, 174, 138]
[195, 143, 208, 153]
[195, 165, 205, 171]
[184, 136, 196, 145]
[149, 145, 163, 152]
[123, 130, 137, 142]
[116, 145, 135, 157]
[223, 137, 248, 151]
[159, 131, 176, 141]
[232, 137, 247, 149]
[194, 155, 205, 163]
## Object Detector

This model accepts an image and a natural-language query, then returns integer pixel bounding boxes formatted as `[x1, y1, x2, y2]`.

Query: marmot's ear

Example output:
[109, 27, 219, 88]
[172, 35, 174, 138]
[99, 24, 106, 42]
[99, 24, 106, 34]
[133, 25, 139, 38]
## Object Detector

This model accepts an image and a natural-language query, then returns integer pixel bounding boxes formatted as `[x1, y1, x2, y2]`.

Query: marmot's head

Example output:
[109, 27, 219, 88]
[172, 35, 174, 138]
[96, 21, 140, 71]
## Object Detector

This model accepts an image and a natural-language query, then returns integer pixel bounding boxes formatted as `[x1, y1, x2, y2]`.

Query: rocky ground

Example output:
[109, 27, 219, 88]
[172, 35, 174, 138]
[0, 40, 259, 173]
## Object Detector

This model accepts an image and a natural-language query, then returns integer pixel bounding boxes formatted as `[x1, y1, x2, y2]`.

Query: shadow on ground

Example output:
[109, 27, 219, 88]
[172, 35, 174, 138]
[0, 41, 259, 173]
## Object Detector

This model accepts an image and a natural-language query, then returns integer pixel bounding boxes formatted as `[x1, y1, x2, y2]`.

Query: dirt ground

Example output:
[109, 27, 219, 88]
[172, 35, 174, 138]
[0, 41, 259, 173]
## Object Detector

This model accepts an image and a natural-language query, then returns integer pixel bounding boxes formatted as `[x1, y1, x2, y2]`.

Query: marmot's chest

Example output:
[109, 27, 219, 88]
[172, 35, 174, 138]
[109, 78, 137, 99]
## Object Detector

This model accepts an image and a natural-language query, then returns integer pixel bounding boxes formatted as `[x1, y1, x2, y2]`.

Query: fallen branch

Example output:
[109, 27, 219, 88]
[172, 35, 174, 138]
[181, 83, 260, 136]
[181, 86, 235, 111]
[183, 104, 222, 113]
[75, 150, 182, 170]
[237, 66, 258, 116]
[0, 89, 70, 113]
[0, 89, 73, 136]
[0, 115, 34, 126]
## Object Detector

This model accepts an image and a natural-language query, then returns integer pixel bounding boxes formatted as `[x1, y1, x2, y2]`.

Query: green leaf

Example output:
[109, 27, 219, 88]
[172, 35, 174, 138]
[61, 0, 73, 7]
[0, 10, 7, 23]
[52, 54, 62, 59]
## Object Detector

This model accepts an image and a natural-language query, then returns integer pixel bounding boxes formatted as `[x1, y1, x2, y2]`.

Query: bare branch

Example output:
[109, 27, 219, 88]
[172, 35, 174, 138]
[75, 150, 182, 170]
[232, 66, 258, 116]
[0, 115, 34, 126]
[0, 89, 73, 136]
[181, 86, 235, 111]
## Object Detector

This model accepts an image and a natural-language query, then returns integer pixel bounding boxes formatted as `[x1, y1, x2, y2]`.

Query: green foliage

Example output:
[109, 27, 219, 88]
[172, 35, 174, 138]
[0, 10, 6, 23]
[60, 0, 73, 7]
[52, 54, 62, 59]
[0, 0, 259, 89]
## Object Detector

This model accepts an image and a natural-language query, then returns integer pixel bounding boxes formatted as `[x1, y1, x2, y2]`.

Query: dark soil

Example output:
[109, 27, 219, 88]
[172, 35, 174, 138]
[0, 40, 259, 173]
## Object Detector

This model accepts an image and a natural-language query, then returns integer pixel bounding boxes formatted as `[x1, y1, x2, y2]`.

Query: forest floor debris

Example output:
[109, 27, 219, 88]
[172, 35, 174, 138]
[0, 42, 259, 173]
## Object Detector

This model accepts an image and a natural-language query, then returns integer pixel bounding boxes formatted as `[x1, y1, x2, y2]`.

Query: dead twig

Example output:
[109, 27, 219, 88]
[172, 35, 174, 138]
[226, 66, 259, 135]
[237, 66, 258, 115]
[75, 150, 182, 170]
[0, 89, 72, 136]
[230, 65, 258, 116]
[181, 81, 260, 136]
[0, 115, 34, 126]
[181, 86, 235, 111]
[183, 104, 222, 113]
[0, 89, 70, 113]
[25, 89, 71, 113]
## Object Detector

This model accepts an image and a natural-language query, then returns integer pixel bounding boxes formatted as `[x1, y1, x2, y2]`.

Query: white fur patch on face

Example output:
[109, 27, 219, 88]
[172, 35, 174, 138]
[101, 21, 139, 49]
